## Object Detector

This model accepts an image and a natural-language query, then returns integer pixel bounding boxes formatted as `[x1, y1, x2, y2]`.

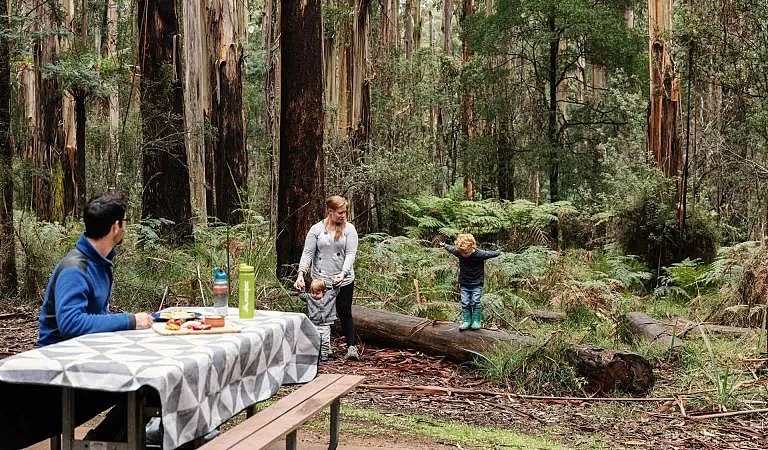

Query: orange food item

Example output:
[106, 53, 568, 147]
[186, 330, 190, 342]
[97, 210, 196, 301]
[203, 315, 225, 328]
[165, 319, 182, 331]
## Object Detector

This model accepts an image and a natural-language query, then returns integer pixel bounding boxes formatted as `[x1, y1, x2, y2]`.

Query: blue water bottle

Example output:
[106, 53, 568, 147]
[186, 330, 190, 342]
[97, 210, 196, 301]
[212, 267, 229, 315]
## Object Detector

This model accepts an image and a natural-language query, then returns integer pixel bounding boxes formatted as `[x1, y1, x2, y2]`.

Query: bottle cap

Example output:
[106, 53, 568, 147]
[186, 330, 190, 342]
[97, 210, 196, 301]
[239, 263, 254, 273]
[214, 268, 228, 281]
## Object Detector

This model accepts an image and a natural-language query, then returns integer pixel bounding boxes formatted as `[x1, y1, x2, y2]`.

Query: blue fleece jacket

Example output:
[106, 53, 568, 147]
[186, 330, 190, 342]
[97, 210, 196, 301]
[37, 234, 135, 347]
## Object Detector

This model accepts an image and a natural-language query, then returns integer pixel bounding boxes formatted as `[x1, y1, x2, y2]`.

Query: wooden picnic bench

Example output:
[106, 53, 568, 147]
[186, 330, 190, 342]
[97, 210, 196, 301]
[199, 373, 365, 450]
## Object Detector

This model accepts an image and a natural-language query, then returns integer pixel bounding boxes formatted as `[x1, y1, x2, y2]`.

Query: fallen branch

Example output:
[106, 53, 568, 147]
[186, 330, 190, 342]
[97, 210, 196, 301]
[526, 309, 565, 321]
[688, 408, 768, 420]
[361, 384, 674, 402]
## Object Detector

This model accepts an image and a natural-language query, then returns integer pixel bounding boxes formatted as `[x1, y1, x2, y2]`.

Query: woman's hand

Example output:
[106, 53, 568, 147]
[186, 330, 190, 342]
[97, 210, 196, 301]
[293, 275, 305, 291]
[332, 273, 345, 286]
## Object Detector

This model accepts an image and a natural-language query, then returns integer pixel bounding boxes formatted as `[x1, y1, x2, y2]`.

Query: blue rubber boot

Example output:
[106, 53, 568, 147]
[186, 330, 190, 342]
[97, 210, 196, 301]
[458, 306, 472, 331]
[470, 306, 482, 330]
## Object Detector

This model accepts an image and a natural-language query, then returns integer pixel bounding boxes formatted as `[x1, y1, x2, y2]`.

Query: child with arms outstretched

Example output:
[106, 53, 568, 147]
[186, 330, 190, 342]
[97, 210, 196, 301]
[299, 278, 338, 361]
[442, 233, 500, 331]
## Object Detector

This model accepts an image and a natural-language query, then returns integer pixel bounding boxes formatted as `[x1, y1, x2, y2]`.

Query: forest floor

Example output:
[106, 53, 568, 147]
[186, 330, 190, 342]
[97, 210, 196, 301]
[2, 303, 767, 449]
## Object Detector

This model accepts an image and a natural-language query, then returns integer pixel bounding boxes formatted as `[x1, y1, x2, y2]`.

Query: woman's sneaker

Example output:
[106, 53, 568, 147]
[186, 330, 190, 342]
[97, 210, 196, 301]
[346, 345, 360, 360]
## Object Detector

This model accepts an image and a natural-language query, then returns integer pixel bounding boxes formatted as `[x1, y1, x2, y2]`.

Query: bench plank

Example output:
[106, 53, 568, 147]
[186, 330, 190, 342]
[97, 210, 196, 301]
[236, 376, 364, 448]
[200, 374, 364, 450]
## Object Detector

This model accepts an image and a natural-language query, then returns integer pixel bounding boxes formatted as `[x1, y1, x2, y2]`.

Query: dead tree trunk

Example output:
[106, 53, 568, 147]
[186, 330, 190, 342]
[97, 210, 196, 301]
[276, 0, 325, 280]
[625, 311, 685, 349]
[353, 306, 655, 395]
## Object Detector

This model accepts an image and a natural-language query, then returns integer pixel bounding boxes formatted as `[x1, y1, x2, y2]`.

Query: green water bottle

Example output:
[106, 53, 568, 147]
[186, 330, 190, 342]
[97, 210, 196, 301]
[238, 263, 255, 319]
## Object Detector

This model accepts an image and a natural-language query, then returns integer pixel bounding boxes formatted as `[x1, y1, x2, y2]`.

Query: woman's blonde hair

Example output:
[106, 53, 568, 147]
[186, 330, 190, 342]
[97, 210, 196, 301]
[325, 195, 348, 241]
[309, 278, 326, 295]
[455, 233, 476, 255]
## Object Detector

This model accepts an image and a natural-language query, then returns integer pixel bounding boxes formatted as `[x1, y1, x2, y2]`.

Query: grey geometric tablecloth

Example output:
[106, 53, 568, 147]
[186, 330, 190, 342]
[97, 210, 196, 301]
[0, 309, 320, 449]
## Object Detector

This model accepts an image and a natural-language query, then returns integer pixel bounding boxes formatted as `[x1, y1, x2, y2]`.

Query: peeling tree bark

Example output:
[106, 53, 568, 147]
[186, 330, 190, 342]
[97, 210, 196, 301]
[648, 0, 681, 179]
[206, 0, 248, 224]
[183, 0, 209, 224]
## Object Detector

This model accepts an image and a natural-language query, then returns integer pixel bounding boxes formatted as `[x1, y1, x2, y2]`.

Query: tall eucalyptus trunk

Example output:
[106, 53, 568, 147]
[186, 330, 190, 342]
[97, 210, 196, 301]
[62, 0, 78, 217]
[460, 0, 474, 200]
[442, 0, 453, 56]
[104, 0, 120, 184]
[206, 0, 248, 224]
[0, 0, 16, 293]
[138, 0, 193, 245]
[647, 0, 681, 178]
[276, 0, 325, 280]
[183, 0, 208, 224]
[263, 0, 280, 229]
[546, 14, 560, 203]
[349, 0, 372, 233]
[648, 0, 682, 227]
[33, 1, 64, 222]
[404, 0, 413, 59]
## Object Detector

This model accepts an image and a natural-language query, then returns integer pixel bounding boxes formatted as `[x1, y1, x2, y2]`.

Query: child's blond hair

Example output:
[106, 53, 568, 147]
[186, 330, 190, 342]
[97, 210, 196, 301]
[309, 278, 326, 295]
[455, 233, 476, 256]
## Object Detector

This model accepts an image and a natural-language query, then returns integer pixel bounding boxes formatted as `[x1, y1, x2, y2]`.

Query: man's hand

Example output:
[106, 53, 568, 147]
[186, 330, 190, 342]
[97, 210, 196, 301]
[134, 312, 153, 330]
[332, 273, 345, 286]
[294, 275, 305, 291]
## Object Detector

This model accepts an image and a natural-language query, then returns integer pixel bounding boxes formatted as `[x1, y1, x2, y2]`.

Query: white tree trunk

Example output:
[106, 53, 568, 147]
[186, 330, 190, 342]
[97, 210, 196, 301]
[183, 0, 210, 223]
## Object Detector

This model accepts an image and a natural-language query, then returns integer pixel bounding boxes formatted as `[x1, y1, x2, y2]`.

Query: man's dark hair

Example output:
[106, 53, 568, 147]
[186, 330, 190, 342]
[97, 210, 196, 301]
[83, 191, 127, 239]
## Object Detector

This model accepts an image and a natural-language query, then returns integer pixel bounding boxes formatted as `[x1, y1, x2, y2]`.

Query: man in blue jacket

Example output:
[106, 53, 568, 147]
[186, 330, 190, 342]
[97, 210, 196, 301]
[38, 191, 152, 345]
[24, 191, 154, 446]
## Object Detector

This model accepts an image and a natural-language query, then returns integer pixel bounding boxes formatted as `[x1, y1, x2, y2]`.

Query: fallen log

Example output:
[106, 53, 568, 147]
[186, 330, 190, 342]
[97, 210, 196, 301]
[669, 319, 757, 339]
[526, 309, 566, 321]
[351, 305, 537, 362]
[352, 305, 655, 395]
[625, 311, 684, 349]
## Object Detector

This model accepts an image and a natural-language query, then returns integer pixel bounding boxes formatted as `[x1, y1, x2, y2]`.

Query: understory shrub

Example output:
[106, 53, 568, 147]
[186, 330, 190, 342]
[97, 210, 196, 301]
[615, 186, 720, 275]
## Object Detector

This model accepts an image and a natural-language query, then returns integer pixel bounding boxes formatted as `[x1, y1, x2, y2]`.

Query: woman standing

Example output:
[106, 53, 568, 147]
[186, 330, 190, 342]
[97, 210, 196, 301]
[294, 195, 360, 359]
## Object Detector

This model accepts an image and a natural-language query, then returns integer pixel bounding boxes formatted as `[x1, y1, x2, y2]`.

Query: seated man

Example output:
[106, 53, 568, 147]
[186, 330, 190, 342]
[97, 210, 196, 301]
[38, 191, 152, 346]
[20, 191, 154, 446]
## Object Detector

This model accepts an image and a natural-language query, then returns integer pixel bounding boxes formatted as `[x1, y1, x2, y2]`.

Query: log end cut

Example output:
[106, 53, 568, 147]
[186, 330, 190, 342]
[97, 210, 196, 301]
[565, 344, 655, 396]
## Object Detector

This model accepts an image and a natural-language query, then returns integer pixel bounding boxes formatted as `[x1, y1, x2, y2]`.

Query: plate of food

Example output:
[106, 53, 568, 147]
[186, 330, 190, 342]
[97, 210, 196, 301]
[152, 309, 203, 322]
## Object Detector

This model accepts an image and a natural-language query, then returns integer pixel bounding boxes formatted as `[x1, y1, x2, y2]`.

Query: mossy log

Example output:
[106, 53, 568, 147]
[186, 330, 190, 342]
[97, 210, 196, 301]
[352, 305, 655, 395]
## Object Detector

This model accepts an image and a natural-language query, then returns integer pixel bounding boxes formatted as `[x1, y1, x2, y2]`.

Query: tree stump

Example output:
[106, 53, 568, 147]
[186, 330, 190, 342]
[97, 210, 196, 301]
[565, 345, 655, 396]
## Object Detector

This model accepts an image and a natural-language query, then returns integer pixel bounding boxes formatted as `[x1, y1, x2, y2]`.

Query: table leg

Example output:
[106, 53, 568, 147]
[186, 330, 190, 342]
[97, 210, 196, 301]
[49, 435, 61, 450]
[286, 431, 297, 450]
[126, 391, 141, 450]
[62, 388, 75, 450]
[328, 398, 340, 450]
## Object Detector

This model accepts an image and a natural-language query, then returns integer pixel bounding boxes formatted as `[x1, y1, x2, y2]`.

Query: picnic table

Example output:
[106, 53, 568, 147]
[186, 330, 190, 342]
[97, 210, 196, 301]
[0, 308, 320, 449]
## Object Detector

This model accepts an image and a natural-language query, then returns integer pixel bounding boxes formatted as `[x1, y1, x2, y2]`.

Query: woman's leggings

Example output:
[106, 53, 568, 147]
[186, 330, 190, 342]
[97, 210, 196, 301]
[336, 282, 356, 346]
